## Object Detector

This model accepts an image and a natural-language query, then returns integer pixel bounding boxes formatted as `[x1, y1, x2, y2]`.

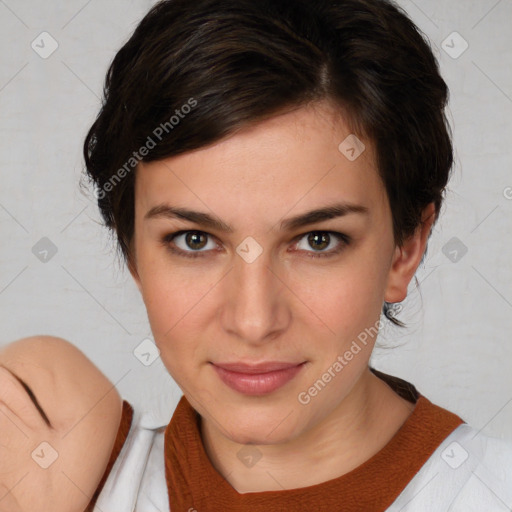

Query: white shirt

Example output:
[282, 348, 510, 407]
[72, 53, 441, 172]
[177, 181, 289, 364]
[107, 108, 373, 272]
[388, 423, 512, 511]
[93, 407, 170, 512]
[93, 406, 512, 511]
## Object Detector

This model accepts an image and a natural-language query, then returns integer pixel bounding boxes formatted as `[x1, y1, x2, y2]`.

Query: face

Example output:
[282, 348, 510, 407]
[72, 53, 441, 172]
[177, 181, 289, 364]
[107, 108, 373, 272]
[129, 100, 430, 445]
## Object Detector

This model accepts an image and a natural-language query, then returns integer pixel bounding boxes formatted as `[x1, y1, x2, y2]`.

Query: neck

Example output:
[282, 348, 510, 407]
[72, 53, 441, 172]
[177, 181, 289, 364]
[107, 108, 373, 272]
[199, 367, 415, 493]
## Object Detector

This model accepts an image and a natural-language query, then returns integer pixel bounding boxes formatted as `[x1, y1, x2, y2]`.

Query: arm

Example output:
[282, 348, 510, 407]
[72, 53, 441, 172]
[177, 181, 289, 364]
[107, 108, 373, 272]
[0, 335, 123, 512]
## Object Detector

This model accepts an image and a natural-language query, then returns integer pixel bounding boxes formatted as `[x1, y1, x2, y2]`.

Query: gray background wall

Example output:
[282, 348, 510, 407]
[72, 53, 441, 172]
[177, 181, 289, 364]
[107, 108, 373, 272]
[0, 0, 511, 439]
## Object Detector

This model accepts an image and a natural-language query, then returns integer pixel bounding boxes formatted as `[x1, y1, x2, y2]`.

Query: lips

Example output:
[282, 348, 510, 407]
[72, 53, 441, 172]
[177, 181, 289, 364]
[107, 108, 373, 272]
[210, 361, 306, 395]
[212, 361, 305, 373]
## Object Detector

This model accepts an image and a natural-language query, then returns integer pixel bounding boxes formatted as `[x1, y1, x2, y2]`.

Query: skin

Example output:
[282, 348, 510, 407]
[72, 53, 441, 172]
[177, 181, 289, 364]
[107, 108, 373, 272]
[0, 335, 123, 512]
[128, 99, 436, 493]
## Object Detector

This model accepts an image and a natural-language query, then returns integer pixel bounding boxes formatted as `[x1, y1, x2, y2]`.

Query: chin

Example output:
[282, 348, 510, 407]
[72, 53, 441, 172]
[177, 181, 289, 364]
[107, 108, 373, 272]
[220, 412, 303, 446]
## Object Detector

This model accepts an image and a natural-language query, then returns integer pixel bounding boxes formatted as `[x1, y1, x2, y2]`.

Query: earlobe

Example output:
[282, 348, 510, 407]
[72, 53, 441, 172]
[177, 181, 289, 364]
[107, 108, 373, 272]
[384, 203, 436, 304]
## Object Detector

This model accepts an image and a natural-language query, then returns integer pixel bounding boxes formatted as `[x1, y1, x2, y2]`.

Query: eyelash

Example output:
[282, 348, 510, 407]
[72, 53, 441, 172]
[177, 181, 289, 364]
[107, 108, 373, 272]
[160, 230, 351, 259]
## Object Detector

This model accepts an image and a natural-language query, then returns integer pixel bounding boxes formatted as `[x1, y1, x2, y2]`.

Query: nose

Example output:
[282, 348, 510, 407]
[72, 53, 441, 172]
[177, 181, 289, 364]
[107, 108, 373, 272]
[219, 248, 290, 346]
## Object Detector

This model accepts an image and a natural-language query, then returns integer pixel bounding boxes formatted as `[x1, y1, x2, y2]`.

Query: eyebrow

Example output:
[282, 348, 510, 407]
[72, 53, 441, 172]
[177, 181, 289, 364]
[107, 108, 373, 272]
[0, 364, 53, 428]
[144, 201, 369, 232]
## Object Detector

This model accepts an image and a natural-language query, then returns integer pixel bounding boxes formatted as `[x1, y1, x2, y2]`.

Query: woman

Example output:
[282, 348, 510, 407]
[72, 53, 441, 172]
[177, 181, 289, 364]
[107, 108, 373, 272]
[81, 0, 512, 509]
[2, 0, 511, 510]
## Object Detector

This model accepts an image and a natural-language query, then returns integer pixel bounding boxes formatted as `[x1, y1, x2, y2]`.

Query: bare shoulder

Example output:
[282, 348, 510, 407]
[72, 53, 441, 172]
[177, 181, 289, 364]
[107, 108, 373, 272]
[0, 335, 123, 512]
[0, 334, 123, 430]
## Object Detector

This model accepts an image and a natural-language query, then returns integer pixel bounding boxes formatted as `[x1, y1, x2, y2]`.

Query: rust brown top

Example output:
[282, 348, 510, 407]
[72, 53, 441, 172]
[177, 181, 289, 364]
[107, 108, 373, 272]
[164, 368, 465, 512]
[85, 399, 134, 511]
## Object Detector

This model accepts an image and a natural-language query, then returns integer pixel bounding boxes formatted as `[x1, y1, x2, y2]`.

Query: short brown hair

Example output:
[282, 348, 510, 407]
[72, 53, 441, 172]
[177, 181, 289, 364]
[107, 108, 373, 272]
[82, 0, 454, 327]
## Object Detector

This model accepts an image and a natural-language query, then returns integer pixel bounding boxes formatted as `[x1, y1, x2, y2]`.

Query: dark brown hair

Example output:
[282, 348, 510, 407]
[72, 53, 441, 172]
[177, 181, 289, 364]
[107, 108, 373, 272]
[82, 0, 454, 328]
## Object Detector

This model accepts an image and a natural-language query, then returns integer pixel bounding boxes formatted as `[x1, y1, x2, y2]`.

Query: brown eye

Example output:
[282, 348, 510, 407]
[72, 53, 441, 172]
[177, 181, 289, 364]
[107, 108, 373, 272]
[307, 232, 330, 251]
[185, 231, 208, 250]
[161, 230, 218, 259]
[294, 231, 350, 259]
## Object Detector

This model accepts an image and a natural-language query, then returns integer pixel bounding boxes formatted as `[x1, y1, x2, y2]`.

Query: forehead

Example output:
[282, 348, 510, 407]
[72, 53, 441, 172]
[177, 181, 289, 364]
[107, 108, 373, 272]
[134, 102, 386, 224]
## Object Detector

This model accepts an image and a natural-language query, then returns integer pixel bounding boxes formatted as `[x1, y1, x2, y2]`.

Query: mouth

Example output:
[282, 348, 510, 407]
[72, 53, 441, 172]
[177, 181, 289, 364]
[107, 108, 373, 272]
[210, 361, 307, 395]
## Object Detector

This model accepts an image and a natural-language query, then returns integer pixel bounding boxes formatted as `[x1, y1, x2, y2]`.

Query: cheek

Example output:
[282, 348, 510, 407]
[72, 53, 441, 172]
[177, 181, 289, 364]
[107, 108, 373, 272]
[138, 265, 213, 376]
[137, 250, 211, 332]
[291, 261, 384, 334]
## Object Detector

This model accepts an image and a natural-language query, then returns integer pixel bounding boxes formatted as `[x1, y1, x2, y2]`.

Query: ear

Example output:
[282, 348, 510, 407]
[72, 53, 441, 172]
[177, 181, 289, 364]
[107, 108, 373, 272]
[384, 202, 436, 303]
